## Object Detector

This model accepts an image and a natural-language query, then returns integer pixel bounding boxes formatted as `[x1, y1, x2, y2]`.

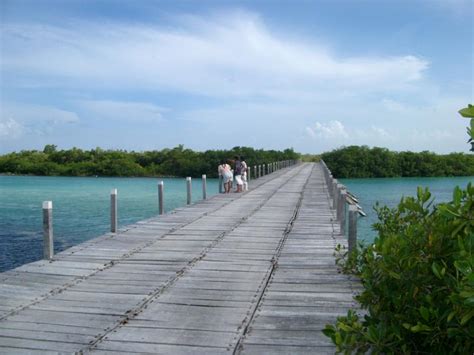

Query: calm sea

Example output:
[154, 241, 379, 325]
[341, 176, 473, 244]
[0, 176, 219, 272]
[1, 175, 472, 272]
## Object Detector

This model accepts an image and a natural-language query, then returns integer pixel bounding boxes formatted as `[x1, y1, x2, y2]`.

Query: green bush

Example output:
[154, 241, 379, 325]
[321, 146, 474, 178]
[0, 145, 300, 177]
[324, 183, 474, 354]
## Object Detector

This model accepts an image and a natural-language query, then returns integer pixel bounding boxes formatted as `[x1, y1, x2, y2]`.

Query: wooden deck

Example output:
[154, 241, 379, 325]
[0, 163, 360, 354]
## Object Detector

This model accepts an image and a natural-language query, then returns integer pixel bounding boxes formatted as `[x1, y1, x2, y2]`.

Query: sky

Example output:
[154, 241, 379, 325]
[0, 0, 472, 154]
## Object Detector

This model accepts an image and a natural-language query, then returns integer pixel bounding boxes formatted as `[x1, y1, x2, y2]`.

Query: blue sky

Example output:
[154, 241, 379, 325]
[0, 0, 472, 154]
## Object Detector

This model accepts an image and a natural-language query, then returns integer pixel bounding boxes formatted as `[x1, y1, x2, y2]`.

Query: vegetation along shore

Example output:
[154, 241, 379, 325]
[0, 144, 472, 179]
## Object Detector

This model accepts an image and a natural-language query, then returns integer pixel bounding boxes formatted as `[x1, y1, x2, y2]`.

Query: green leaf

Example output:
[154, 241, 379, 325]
[417, 186, 423, 200]
[454, 261, 472, 275]
[460, 310, 474, 325]
[459, 104, 474, 118]
[459, 291, 474, 298]
[453, 186, 462, 204]
[389, 270, 401, 279]
[338, 323, 353, 332]
[464, 297, 474, 307]
[420, 307, 430, 322]
[367, 325, 378, 343]
[432, 262, 442, 279]
[322, 326, 335, 338]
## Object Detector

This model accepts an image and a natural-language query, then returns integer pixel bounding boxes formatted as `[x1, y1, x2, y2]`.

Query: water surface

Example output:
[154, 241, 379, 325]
[0, 176, 218, 272]
[341, 176, 473, 243]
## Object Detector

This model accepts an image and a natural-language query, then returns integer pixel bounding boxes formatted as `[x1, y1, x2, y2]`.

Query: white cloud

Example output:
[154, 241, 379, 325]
[1, 11, 428, 98]
[1, 104, 79, 125]
[79, 100, 166, 122]
[370, 126, 389, 138]
[306, 120, 349, 139]
[305, 126, 317, 138]
[0, 10, 469, 154]
[0, 118, 23, 138]
[0, 104, 80, 141]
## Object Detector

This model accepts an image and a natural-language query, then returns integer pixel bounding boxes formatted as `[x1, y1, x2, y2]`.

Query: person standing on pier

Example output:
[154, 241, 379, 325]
[234, 155, 244, 193]
[241, 156, 248, 191]
[218, 160, 233, 193]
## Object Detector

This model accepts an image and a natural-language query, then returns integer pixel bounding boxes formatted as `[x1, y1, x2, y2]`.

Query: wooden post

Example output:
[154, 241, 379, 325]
[328, 174, 334, 197]
[332, 180, 339, 210]
[42, 201, 53, 260]
[111, 189, 117, 233]
[186, 177, 192, 205]
[202, 174, 207, 200]
[348, 205, 358, 253]
[259, 165, 262, 178]
[247, 167, 251, 182]
[254, 165, 257, 179]
[219, 175, 223, 193]
[158, 181, 164, 215]
[338, 187, 347, 235]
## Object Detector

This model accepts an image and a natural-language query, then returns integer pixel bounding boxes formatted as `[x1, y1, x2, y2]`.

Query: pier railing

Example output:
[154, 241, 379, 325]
[320, 160, 365, 252]
[41, 159, 299, 260]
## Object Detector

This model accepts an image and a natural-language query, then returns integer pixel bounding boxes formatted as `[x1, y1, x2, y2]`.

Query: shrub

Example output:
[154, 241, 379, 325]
[324, 183, 474, 354]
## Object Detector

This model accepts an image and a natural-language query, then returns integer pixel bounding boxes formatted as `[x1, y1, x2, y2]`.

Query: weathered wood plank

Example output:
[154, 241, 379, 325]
[1, 163, 358, 354]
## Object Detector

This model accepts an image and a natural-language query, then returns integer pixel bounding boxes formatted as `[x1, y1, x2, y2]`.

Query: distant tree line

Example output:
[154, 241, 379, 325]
[1, 144, 472, 178]
[321, 146, 474, 178]
[0, 144, 299, 178]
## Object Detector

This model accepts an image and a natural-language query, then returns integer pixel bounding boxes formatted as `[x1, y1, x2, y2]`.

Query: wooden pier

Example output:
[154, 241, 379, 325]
[0, 163, 360, 354]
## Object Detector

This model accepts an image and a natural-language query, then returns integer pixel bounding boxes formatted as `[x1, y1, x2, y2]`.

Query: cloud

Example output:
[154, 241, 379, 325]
[306, 120, 349, 139]
[0, 104, 80, 140]
[1, 104, 79, 125]
[0, 118, 23, 138]
[78, 100, 166, 122]
[1, 11, 428, 98]
[0, 10, 468, 154]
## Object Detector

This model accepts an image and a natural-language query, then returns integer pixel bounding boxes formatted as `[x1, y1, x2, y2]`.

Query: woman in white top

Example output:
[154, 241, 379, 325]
[241, 156, 248, 191]
[218, 160, 233, 193]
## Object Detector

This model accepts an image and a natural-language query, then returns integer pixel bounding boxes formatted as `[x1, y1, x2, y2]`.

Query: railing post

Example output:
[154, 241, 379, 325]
[111, 188, 117, 233]
[42, 201, 53, 260]
[254, 165, 257, 179]
[158, 181, 164, 215]
[332, 179, 339, 210]
[337, 186, 347, 235]
[328, 174, 334, 197]
[202, 174, 207, 200]
[186, 177, 192, 205]
[348, 205, 358, 253]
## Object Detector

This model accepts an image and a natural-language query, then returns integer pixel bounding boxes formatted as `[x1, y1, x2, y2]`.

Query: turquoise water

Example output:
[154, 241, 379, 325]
[0, 176, 218, 272]
[1, 175, 472, 272]
[341, 176, 473, 244]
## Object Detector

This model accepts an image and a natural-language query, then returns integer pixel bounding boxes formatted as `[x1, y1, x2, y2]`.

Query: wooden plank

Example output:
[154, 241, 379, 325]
[0, 163, 359, 354]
